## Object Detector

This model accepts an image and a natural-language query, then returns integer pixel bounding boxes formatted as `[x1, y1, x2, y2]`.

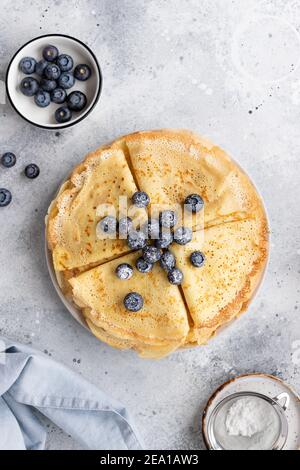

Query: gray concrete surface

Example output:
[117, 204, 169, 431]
[0, 0, 299, 450]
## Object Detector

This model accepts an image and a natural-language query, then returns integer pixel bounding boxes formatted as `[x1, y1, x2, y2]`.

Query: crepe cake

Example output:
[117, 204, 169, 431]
[47, 144, 147, 274]
[46, 129, 269, 358]
[121, 129, 263, 230]
[69, 252, 190, 358]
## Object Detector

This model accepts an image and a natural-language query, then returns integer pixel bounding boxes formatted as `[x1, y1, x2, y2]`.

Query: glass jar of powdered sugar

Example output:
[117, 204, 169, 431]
[206, 391, 290, 450]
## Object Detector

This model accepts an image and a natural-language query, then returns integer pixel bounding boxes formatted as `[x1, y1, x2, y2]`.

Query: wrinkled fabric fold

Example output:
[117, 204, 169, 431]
[0, 337, 143, 450]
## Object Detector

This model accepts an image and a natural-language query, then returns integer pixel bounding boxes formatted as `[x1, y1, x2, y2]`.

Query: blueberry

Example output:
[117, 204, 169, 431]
[190, 251, 205, 268]
[118, 216, 133, 237]
[25, 164, 40, 179]
[67, 91, 87, 111]
[56, 54, 73, 72]
[35, 59, 49, 76]
[34, 89, 50, 107]
[160, 250, 176, 272]
[58, 72, 75, 89]
[174, 226, 192, 245]
[19, 57, 36, 74]
[1, 152, 16, 168]
[136, 257, 153, 273]
[116, 263, 133, 280]
[98, 216, 118, 234]
[142, 245, 161, 264]
[154, 230, 173, 249]
[168, 268, 184, 285]
[123, 292, 144, 312]
[132, 191, 150, 208]
[0, 188, 12, 207]
[50, 87, 67, 104]
[20, 77, 39, 96]
[142, 218, 160, 239]
[40, 78, 57, 92]
[55, 106, 72, 124]
[44, 63, 61, 80]
[159, 210, 178, 228]
[74, 64, 92, 81]
[185, 194, 204, 213]
[127, 230, 147, 250]
[42, 45, 59, 62]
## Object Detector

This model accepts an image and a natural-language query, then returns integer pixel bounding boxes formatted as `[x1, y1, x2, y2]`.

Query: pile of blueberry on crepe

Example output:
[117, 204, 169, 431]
[97, 192, 206, 312]
[19, 45, 91, 123]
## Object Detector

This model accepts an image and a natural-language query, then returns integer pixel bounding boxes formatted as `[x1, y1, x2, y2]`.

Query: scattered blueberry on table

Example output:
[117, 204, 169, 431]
[0, 188, 12, 207]
[1, 152, 16, 168]
[18, 44, 92, 124]
[24, 163, 40, 179]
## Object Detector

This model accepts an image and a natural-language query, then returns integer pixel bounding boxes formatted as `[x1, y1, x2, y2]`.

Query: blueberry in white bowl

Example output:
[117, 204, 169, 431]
[20, 77, 39, 96]
[44, 63, 61, 80]
[6, 34, 102, 129]
[74, 64, 91, 81]
[56, 54, 73, 72]
[34, 89, 51, 108]
[67, 91, 87, 111]
[55, 106, 72, 123]
[50, 87, 67, 104]
[19, 57, 36, 74]
[40, 78, 57, 92]
[58, 72, 75, 89]
[35, 59, 49, 76]
[43, 45, 59, 62]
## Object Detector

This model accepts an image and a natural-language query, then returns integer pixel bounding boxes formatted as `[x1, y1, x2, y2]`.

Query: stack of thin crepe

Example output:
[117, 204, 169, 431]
[46, 130, 268, 358]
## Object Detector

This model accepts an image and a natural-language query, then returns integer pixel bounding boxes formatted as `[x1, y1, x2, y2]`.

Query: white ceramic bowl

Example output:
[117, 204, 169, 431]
[6, 34, 102, 130]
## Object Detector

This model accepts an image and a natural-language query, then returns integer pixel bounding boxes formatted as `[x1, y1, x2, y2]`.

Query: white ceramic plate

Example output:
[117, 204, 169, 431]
[6, 34, 102, 130]
[202, 373, 300, 450]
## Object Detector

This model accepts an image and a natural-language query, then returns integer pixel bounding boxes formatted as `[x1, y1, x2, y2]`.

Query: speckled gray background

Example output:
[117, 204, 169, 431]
[0, 0, 299, 450]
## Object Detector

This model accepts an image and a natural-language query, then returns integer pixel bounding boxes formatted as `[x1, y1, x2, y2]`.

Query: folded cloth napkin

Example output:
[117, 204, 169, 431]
[0, 336, 143, 450]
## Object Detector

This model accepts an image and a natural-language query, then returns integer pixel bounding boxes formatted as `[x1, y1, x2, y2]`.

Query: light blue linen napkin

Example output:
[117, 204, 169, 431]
[0, 336, 143, 450]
